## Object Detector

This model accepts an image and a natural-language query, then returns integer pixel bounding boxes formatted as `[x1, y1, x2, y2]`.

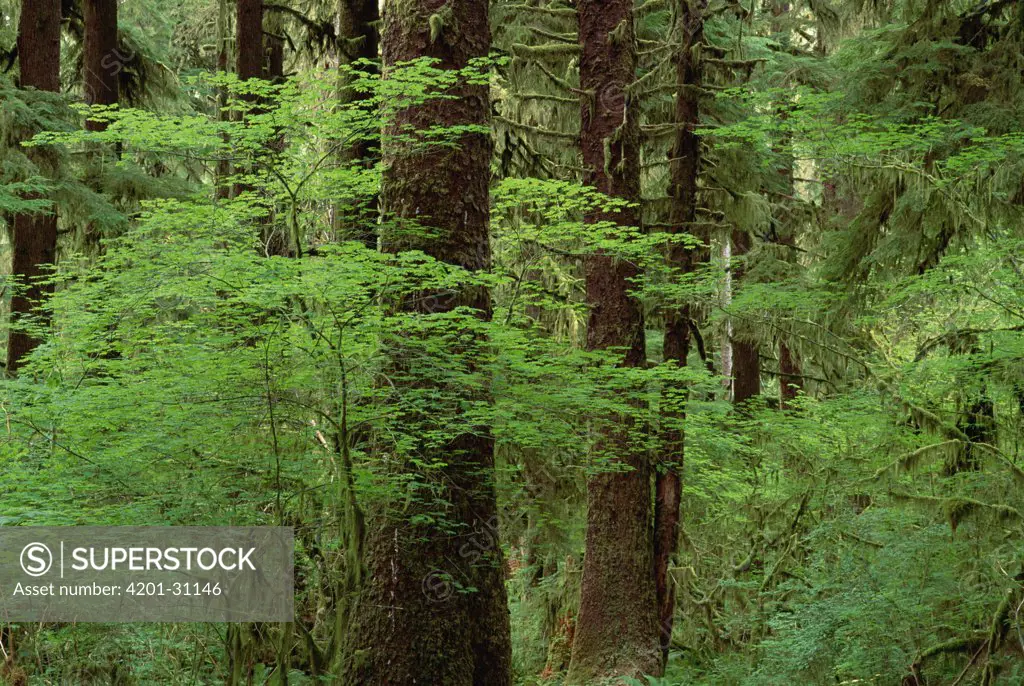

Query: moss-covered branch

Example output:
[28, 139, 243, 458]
[511, 42, 581, 60]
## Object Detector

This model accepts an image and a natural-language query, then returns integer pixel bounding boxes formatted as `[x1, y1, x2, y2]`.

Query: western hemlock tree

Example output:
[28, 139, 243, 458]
[730, 227, 760, 405]
[7, 0, 62, 374]
[83, 0, 119, 132]
[567, 0, 662, 681]
[236, 0, 263, 82]
[342, 1, 512, 683]
[654, 0, 707, 667]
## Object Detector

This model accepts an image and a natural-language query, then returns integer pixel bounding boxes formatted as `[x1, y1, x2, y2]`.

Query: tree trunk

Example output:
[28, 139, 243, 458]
[8, 0, 61, 375]
[265, 30, 283, 84]
[778, 341, 802, 406]
[81, 0, 120, 252]
[341, 1, 511, 684]
[264, 0, 285, 84]
[654, 0, 706, 668]
[779, 341, 803, 409]
[770, 1, 802, 412]
[83, 0, 118, 132]
[232, 0, 262, 203]
[236, 0, 263, 82]
[235, 0, 292, 255]
[567, 0, 661, 681]
[215, 0, 232, 199]
[336, 0, 380, 248]
[730, 228, 760, 405]
[340, 0, 379, 67]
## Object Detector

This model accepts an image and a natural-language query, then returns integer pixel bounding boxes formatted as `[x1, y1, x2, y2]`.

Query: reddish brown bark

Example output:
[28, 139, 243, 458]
[8, 0, 61, 375]
[730, 229, 761, 405]
[231, 0, 262, 204]
[236, 0, 263, 82]
[567, 0, 661, 681]
[83, 0, 119, 132]
[654, 0, 707, 667]
[341, 1, 511, 684]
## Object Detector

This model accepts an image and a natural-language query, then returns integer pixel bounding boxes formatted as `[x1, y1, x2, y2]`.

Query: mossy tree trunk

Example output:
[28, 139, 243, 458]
[232, 0, 262, 202]
[770, 0, 803, 412]
[265, 13, 284, 84]
[7, 0, 61, 375]
[341, 1, 512, 684]
[779, 342, 803, 408]
[215, 0, 232, 199]
[654, 0, 707, 668]
[566, 0, 662, 681]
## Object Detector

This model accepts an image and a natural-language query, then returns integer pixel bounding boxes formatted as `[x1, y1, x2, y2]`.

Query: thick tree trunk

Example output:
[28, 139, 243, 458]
[341, 1, 511, 684]
[232, 0, 262, 202]
[8, 0, 61, 375]
[730, 228, 760, 405]
[731, 344, 761, 405]
[654, 0, 706, 668]
[236, 0, 263, 82]
[235, 0, 292, 255]
[83, 0, 118, 132]
[567, 0, 661, 681]
[81, 0, 120, 252]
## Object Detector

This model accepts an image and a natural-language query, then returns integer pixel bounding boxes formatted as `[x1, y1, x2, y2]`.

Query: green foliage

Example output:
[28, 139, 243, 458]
[2, 0, 1024, 684]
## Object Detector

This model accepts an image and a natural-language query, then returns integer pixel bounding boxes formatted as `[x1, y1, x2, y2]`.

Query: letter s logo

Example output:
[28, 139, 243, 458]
[20, 543, 53, 577]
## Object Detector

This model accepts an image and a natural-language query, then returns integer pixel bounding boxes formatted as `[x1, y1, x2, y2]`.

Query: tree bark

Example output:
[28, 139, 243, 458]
[83, 0, 119, 132]
[80, 0, 120, 252]
[770, 1, 803, 412]
[730, 228, 760, 405]
[779, 341, 803, 408]
[215, 0, 232, 199]
[341, 1, 511, 684]
[567, 0, 661, 681]
[338, 0, 379, 79]
[233, 0, 262, 206]
[654, 0, 707, 668]
[8, 0, 61, 375]
[265, 28, 283, 84]
[235, 0, 293, 255]
[336, 0, 380, 247]
[236, 0, 263, 82]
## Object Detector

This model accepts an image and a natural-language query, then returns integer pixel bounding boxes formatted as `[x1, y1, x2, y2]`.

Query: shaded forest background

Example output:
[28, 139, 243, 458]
[1, 0, 1023, 684]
